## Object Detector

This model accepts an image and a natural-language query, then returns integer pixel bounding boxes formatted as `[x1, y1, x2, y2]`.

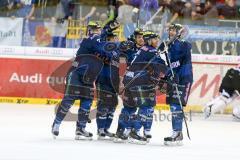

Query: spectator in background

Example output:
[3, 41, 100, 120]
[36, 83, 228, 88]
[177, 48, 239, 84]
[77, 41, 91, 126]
[181, 0, 193, 24]
[204, 0, 219, 25]
[117, 0, 135, 38]
[217, 0, 239, 19]
[117, 0, 134, 24]
[80, 6, 97, 22]
[15, 0, 37, 19]
[55, 0, 74, 21]
[61, 0, 74, 20]
[216, 0, 225, 4]
[99, 13, 108, 22]
[129, 0, 159, 24]
[191, 0, 205, 24]
[51, 0, 72, 48]
[0, 0, 16, 17]
[160, 0, 187, 26]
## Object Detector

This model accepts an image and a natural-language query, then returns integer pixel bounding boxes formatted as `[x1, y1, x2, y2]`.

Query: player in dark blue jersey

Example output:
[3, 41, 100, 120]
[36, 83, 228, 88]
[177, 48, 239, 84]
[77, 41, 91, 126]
[113, 29, 146, 142]
[95, 32, 120, 140]
[51, 21, 119, 140]
[115, 31, 167, 144]
[95, 29, 143, 140]
[163, 24, 193, 145]
[124, 28, 145, 66]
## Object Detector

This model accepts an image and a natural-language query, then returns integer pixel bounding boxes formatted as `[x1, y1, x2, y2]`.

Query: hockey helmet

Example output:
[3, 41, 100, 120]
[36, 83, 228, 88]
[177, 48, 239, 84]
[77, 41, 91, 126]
[168, 23, 183, 32]
[106, 32, 118, 41]
[87, 21, 101, 29]
[128, 28, 144, 42]
[143, 31, 159, 42]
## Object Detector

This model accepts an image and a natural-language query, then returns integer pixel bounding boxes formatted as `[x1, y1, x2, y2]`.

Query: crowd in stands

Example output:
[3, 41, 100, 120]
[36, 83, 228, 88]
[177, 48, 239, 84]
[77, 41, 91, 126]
[0, 0, 239, 25]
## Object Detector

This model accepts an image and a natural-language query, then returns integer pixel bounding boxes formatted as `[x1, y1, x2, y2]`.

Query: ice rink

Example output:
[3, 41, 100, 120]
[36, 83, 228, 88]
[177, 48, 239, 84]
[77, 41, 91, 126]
[0, 104, 239, 160]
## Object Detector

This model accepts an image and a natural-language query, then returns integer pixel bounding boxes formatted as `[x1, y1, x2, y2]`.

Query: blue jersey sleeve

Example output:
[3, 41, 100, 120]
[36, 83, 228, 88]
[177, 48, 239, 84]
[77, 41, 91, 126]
[179, 41, 193, 84]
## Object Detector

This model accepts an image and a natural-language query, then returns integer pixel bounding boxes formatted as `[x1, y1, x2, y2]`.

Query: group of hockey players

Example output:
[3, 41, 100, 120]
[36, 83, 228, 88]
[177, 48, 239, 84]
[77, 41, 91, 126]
[51, 19, 193, 146]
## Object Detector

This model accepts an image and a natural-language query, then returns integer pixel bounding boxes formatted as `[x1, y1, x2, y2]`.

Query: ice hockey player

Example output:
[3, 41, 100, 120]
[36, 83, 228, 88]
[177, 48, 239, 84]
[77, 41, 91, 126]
[162, 23, 193, 146]
[51, 20, 119, 140]
[203, 65, 240, 120]
[96, 27, 144, 140]
[114, 28, 146, 142]
[116, 31, 167, 144]
[95, 31, 120, 140]
[124, 28, 145, 66]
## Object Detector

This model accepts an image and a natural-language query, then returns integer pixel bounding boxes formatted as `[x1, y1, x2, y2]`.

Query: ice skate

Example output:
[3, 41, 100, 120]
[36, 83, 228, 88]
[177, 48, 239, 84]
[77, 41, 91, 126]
[51, 123, 60, 139]
[143, 131, 152, 143]
[113, 128, 128, 143]
[75, 127, 93, 140]
[97, 129, 115, 141]
[104, 129, 115, 140]
[164, 131, 183, 146]
[97, 129, 106, 140]
[128, 129, 147, 145]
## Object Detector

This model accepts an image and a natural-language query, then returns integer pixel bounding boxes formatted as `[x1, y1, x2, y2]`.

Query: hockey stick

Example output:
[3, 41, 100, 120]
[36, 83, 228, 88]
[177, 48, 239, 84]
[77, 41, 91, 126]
[143, 6, 163, 28]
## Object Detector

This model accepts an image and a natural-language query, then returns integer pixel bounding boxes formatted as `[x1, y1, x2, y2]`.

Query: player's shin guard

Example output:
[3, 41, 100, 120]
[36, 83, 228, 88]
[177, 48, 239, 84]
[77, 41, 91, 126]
[77, 98, 92, 128]
[96, 106, 108, 130]
[75, 98, 93, 140]
[171, 104, 183, 132]
[96, 106, 115, 140]
[114, 107, 136, 142]
[52, 96, 75, 138]
[105, 107, 116, 130]
[54, 96, 75, 125]
[104, 107, 116, 139]
[138, 106, 154, 142]
[117, 106, 137, 132]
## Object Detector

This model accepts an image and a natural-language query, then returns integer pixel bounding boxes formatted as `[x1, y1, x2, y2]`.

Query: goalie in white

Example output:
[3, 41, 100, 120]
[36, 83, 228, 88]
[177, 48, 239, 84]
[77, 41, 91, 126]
[204, 65, 240, 120]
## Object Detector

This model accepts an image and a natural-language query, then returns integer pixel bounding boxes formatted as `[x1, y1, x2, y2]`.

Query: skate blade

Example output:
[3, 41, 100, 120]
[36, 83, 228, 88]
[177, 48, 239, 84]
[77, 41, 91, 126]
[97, 136, 114, 141]
[128, 137, 147, 145]
[52, 135, 57, 140]
[164, 140, 183, 146]
[146, 138, 151, 143]
[75, 135, 93, 141]
[113, 137, 127, 143]
[52, 131, 58, 139]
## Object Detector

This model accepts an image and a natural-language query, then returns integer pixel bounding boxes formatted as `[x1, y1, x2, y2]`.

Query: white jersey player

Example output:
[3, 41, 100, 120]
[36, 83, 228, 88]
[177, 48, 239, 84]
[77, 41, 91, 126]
[204, 65, 240, 120]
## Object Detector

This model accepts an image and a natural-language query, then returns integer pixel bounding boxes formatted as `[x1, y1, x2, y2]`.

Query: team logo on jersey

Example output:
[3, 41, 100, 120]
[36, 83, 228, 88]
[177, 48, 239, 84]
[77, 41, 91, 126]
[171, 61, 180, 68]
[103, 42, 117, 52]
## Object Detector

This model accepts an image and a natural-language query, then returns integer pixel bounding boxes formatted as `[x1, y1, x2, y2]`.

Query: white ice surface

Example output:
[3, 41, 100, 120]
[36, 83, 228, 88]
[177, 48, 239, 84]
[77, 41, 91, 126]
[0, 104, 240, 160]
